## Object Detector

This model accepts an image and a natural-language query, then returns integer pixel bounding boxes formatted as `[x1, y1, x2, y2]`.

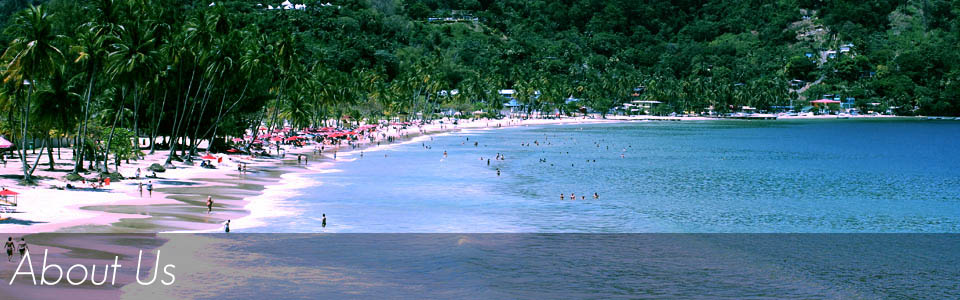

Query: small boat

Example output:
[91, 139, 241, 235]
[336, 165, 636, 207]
[837, 113, 850, 119]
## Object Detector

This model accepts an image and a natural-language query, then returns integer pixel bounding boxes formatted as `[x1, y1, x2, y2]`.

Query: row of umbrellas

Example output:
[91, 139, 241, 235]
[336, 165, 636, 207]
[230, 125, 381, 145]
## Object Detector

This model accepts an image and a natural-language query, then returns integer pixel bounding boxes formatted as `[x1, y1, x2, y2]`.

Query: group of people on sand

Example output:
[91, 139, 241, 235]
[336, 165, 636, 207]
[4, 237, 27, 262]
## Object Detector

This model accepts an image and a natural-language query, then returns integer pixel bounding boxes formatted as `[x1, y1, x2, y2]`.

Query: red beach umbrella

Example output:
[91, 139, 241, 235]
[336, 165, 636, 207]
[0, 136, 12, 149]
[285, 136, 299, 141]
[0, 189, 18, 196]
[200, 154, 217, 160]
[810, 99, 841, 104]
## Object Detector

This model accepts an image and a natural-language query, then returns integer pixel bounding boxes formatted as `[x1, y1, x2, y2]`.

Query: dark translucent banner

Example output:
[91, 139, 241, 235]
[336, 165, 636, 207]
[0, 234, 956, 299]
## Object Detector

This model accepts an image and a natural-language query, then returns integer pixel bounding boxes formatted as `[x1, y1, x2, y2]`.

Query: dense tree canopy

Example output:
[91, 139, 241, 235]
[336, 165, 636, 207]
[1, 0, 959, 181]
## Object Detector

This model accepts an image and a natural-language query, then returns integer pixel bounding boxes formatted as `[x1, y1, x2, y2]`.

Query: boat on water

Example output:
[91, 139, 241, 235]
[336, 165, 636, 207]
[837, 113, 851, 119]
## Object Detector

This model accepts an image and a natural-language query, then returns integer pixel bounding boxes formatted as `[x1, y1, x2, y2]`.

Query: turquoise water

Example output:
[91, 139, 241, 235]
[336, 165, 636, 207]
[247, 119, 960, 233]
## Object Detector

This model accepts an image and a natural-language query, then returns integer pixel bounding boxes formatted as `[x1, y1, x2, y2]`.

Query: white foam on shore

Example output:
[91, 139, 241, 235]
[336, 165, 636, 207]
[233, 171, 316, 231]
[171, 171, 316, 233]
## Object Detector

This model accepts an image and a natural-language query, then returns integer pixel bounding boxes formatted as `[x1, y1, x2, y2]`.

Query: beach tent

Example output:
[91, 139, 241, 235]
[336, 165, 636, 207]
[0, 136, 12, 149]
[0, 189, 18, 206]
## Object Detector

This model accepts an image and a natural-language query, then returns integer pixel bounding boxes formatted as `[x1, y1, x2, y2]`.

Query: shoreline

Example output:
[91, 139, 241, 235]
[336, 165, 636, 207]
[0, 114, 928, 234]
[0, 115, 942, 298]
[0, 117, 621, 234]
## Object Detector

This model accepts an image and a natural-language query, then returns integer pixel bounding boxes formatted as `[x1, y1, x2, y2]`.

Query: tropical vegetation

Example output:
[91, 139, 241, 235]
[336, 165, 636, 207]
[1, 0, 959, 183]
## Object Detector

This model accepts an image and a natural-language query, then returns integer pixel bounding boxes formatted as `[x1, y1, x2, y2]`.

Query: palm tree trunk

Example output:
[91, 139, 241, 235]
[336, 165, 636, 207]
[103, 88, 126, 173]
[19, 80, 36, 183]
[132, 81, 140, 156]
[149, 88, 167, 154]
[270, 80, 286, 131]
[197, 80, 247, 154]
[27, 139, 47, 176]
[188, 79, 216, 156]
[166, 63, 197, 165]
[74, 64, 97, 173]
[180, 74, 209, 159]
[46, 136, 56, 170]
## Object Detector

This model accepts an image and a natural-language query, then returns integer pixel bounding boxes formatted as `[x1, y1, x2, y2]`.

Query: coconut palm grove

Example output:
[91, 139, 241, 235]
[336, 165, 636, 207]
[1, 0, 959, 183]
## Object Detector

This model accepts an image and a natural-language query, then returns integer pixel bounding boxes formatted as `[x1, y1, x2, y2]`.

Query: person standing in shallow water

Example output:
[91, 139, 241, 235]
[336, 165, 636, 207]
[321, 214, 327, 228]
[206, 196, 214, 214]
[224, 220, 230, 233]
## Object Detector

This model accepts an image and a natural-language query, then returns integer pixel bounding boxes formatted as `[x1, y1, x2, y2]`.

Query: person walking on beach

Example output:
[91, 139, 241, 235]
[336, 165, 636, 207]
[321, 214, 327, 228]
[17, 238, 27, 259]
[224, 220, 230, 233]
[138, 181, 143, 197]
[135, 168, 141, 179]
[206, 196, 214, 214]
[146, 181, 153, 197]
[4, 237, 14, 262]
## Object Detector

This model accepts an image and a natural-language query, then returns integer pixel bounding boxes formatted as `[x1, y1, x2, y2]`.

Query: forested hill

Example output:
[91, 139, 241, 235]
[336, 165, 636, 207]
[2, 0, 960, 140]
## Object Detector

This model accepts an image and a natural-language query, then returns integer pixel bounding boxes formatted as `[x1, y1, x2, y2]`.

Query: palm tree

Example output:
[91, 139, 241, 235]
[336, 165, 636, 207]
[106, 16, 158, 166]
[1, 5, 64, 183]
[70, 0, 122, 173]
[33, 64, 81, 170]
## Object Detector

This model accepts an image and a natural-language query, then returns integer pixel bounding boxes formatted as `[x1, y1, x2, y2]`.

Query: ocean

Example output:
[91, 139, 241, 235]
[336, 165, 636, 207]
[243, 119, 960, 233]
[117, 119, 960, 299]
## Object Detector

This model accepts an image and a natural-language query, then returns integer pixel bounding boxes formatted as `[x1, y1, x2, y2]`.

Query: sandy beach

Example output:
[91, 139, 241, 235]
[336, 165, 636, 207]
[0, 116, 623, 234]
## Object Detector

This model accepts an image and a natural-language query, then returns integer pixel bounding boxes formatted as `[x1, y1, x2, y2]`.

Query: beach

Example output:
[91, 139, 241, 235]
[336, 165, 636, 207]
[0, 116, 622, 234]
[0, 116, 956, 299]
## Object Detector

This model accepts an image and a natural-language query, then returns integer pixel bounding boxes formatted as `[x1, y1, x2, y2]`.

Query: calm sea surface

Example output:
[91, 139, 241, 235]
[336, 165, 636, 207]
[245, 119, 960, 233]
[132, 119, 960, 299]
